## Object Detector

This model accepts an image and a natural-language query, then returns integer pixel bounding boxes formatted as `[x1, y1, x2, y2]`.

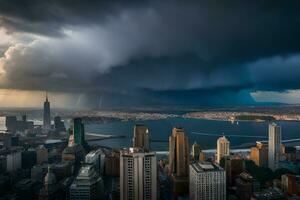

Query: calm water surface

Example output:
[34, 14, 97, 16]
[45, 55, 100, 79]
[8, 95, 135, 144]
[86, 118, 300, 151]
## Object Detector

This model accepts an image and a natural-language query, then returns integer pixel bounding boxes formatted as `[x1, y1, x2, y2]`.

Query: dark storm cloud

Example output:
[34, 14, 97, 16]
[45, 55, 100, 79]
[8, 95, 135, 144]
[1, 0, 300, 106]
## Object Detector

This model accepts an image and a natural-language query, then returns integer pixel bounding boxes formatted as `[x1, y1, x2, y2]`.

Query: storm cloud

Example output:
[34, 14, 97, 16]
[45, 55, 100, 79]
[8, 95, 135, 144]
[0, 0, 300, 107]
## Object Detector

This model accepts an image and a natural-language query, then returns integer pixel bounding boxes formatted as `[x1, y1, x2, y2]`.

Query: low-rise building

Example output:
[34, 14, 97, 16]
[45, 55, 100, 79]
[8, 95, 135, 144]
[236, 172, 260, 200]
[252, 188, 284, 200]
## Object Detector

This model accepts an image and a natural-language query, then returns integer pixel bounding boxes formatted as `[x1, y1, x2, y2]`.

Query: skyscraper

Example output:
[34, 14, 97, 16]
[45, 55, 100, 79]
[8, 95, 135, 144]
[189, 162, 226, 200]
[169, 127, 189, 177]
[133, 124, 150, 152]
[169, 127, 189, 197]
[70, 164, 103, 200]
[217, 136, 230, 164]
[268, 123, 281, 171]
[43, 92, 51, 131]
[250, 141, 268, 167]
[192, 141, 200, 161]
[120, 148, 157, 200]
[73, 118, 85, 146]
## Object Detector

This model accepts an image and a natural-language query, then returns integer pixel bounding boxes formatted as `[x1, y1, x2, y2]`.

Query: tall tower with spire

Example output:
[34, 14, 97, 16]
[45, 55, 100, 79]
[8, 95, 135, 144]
[43, 92, 51, 131]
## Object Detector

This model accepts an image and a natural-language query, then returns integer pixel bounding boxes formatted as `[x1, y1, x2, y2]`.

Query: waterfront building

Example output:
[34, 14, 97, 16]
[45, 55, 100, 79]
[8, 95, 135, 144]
[133, 124, 150, 152]
[73, 118, 85, 146]
[189, 162, 226, 200]
[268, 123, 281, 171]
[70, 164, 103, 200]
[217, 136, 230, 164]
[236, 172, 260, 200]
[43, 93, 51, 131]
[191, 141, 200, 161]
[120, 148, 157, 200]
[250, 141, 268, 167]
[85, 149, 106, 175]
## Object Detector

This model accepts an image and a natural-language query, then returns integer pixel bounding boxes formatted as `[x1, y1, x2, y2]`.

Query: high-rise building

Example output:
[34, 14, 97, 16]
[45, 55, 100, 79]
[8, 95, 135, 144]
[43, 93, 51, 131]
[70, 164, 104, 200]
[217, 136, 230, 164]
[105, 151, 120, 176]
[120, 148, 157, 200]
[192, 141, 200, 161]
[133, 124, 150, 152]
[73, 118, 85, 146]
[268, 123, 281, 171]
[85, 149, 106, 176]
[189, 162, 226, 200]
[169, 127, 189, 197]
[250, 141, 268, 167]
[169, 127, 189, 177]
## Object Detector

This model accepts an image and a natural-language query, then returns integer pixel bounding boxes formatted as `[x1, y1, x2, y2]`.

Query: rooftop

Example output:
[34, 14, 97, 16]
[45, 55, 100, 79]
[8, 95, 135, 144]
[85, 149, 104, 158]
[191, 162, 224, 173]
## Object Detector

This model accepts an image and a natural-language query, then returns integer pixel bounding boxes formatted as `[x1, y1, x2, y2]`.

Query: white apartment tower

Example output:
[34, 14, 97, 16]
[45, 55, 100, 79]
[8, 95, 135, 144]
[268, 123, 281, 171]
[217, 136, 230, 163]
[189, 162, 226, 200]
[120, 148, 157, 200]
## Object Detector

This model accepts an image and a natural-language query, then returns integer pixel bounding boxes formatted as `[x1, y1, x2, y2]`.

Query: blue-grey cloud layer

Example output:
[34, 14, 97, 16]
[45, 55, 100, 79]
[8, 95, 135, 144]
[1, 0, 300, 106]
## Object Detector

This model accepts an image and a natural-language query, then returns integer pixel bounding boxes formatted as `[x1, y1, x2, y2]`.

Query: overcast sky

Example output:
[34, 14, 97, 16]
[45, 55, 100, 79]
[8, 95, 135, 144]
[0, 0, 300, 108]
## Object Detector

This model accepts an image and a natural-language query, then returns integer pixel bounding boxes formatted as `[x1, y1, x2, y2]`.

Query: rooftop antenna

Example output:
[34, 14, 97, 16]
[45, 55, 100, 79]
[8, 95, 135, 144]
[46, 91, 48, 102]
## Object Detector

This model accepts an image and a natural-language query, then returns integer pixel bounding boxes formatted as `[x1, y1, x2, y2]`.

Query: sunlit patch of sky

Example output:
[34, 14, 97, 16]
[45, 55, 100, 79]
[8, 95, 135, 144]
[251, 90, 300, 104]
